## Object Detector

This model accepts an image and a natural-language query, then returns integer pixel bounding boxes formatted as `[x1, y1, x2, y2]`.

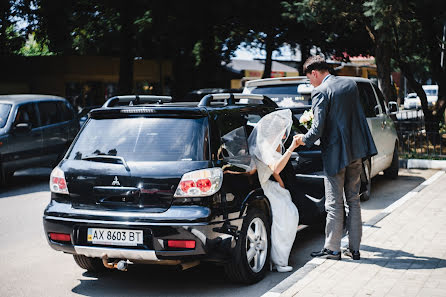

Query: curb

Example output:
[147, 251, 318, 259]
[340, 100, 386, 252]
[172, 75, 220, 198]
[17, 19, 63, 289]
[399, 158, 446, 169]
[261, 170, 446, 297]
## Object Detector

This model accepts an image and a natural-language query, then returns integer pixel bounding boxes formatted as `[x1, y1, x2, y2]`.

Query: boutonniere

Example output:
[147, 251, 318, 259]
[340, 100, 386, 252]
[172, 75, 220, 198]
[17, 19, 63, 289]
[299, 109, 314, 130]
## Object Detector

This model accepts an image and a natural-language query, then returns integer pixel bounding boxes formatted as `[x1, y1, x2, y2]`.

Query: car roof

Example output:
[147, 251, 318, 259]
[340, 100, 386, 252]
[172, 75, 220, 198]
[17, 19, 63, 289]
[89, 100, 272, 119]
[244, 75, 374, 87]
[0, 94, 66, 105]
[422, 85, 438, 90]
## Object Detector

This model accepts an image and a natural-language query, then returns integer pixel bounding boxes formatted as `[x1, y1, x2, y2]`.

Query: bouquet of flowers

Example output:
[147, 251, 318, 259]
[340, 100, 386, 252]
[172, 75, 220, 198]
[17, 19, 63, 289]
[299, 109, 314, 130]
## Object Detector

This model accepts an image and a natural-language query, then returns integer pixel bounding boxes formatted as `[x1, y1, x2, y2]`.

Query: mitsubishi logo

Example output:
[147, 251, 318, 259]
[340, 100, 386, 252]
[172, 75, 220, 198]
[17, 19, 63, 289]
[112, 176, 120, 186]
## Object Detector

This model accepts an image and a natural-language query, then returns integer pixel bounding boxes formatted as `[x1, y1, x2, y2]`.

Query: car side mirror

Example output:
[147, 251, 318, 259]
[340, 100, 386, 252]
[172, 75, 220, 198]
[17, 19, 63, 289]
[388, 101, 398, 113]
[13, 122, 31, 133]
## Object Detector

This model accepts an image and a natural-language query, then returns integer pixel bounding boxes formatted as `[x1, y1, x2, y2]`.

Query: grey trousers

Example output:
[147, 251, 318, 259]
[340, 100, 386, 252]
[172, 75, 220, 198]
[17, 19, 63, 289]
[324, 158, 363, 252]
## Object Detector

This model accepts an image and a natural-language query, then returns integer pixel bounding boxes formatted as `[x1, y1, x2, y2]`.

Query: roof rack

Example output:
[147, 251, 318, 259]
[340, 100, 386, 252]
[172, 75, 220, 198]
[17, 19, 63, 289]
[198, 93, 276, 107]
[103, 95, 172, 108]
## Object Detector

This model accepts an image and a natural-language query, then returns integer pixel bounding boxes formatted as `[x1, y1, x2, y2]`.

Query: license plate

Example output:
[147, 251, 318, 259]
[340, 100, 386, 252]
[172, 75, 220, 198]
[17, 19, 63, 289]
[87, 228, 143, 246]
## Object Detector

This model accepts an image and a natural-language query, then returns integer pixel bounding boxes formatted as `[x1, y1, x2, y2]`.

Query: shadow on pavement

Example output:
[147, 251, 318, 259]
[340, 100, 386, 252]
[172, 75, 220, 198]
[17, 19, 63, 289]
[71, 263, 248, 297]
[359, 244, 446, 270]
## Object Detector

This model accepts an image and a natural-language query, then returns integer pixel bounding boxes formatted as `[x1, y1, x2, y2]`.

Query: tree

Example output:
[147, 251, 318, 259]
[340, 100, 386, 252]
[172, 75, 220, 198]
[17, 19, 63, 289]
[374, 0, 446, 128]
[0, 0, 27, 56]
[18, 32, 53, 56]
[283, 0, 394, 102]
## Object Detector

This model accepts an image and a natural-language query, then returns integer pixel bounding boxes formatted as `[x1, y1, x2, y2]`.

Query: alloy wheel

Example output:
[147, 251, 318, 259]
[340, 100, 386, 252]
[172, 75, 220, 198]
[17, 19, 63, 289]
[245, 217, 268, 273]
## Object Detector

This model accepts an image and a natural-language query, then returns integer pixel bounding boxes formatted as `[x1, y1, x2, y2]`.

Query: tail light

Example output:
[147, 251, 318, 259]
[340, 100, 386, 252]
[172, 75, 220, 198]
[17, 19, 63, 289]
[50, 167, 69, 194]
[167, 240, 196, 249]
[174, 168, 223, 197]
[49, 232, 71, 242]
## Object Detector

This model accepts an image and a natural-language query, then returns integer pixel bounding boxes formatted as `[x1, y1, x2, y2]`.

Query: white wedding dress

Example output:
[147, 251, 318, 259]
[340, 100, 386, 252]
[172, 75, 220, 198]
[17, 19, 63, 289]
[248, 109, 299, 267]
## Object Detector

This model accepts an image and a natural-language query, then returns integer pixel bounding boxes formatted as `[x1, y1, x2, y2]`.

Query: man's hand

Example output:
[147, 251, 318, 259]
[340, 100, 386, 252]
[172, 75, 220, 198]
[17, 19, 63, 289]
[288, 134, 303, 151]
[295, 134, 306, 146]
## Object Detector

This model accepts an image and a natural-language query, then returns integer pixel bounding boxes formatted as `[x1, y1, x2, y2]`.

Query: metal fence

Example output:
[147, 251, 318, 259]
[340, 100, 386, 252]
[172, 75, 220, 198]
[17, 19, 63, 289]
[395, 110, 446, 159]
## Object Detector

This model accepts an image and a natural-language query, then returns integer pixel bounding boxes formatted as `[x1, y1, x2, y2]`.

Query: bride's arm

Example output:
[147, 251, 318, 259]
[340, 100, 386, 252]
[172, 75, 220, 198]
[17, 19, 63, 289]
[268, 136, 300, 175]
[272, 173, 285, 188]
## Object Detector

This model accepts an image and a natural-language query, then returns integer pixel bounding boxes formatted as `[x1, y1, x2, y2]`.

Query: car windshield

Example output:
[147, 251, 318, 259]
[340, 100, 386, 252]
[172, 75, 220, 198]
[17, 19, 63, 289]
[67, 117, 208, 162]
[249, 84, 312, 106]
[0, 103, 12, 128]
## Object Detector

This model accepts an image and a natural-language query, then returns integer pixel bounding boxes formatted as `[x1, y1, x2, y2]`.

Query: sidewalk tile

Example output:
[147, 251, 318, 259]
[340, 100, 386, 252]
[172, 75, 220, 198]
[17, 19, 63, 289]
[416, 288, 445, 297]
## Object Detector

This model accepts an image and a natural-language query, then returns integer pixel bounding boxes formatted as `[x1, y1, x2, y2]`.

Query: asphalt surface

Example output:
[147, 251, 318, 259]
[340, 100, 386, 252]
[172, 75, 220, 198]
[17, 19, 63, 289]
[0, 167, 438, 297]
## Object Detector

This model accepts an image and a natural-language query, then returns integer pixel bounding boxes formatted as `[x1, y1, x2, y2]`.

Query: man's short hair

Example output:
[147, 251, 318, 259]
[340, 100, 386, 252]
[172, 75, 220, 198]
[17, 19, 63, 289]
[303, 56, 330, 74]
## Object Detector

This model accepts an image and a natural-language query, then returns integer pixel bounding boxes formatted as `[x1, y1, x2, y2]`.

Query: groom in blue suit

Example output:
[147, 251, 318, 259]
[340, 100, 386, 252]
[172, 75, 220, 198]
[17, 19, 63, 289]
[296, 56, 377, 260]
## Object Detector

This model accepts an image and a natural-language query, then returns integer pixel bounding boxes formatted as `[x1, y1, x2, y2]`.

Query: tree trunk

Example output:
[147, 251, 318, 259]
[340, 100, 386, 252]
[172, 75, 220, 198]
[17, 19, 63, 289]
[374, 36, 394, 103]
[398, 61, 431, 116]
[262, 33, 273, 79]
[418, 17, 446, 132]
[117, 8, 134, 95]
[200, 29, 219, 87]
[0, 2, 10, 56]
[300, 43, 310, 75]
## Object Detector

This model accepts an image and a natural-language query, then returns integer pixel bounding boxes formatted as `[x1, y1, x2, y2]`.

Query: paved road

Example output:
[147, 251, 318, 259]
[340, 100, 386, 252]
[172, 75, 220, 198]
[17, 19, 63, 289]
[0, 168, 438, 297]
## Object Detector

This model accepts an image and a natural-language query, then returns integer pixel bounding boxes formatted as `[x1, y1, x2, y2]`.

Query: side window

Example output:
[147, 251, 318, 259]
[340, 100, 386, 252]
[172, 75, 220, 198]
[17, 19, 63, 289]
[14, 103, 39, 128]
[372, 83, 387, 112]
[216, 113, 249, 160]
[356, 82, 378, 117]
[58, 101, 74, 122]
[244, 113, 262, 137]
[38, 101, 60, 126]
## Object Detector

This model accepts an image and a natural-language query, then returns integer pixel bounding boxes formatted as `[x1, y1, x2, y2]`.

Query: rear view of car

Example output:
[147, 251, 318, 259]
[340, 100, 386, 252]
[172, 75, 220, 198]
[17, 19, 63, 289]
[44, 101, 214, 257]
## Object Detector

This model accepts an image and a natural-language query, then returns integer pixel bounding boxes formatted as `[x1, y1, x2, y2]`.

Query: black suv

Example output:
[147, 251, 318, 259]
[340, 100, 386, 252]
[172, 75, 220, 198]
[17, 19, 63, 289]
[43, 94, 326, 284]
[0, 95, 79, 185]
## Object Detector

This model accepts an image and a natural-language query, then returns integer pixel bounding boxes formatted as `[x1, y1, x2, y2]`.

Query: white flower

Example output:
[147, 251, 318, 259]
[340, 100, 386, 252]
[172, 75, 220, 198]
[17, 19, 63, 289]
[299, 109, 314, 130]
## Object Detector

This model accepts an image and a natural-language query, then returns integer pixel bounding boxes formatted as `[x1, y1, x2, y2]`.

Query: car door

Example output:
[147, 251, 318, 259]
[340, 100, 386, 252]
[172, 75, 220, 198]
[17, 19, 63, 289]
[356, 81, 384, 177]
[215, 110, 256, 214]
[37, 100, 66, 164]
[2, 102, 44, 172]
[372, 83, 397, 170]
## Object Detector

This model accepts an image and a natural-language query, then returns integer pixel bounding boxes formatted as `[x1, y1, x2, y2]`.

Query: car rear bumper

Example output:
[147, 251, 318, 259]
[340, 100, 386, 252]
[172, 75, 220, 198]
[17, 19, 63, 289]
[74, 246, 158, 261]
[43, 201, 242, 263]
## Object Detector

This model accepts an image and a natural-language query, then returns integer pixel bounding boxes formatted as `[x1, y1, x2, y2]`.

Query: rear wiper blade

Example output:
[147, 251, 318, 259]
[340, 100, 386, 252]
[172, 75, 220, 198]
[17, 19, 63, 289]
[82, 155, 130, 172]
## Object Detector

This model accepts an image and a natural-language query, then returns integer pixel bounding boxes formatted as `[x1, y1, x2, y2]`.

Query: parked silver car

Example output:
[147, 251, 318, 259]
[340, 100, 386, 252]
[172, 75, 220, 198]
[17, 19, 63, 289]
[243, 76, 399, 201]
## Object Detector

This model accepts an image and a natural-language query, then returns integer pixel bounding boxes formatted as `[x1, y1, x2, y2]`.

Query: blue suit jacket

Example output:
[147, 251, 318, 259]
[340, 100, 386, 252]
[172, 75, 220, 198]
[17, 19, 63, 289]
[302, 75, 377, 176]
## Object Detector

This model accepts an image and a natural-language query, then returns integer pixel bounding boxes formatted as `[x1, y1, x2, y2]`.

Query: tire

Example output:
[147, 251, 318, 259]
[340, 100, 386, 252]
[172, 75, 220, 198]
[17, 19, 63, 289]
[360, 159, 371, 202]
[73, 254, 106, 272]
[0, 166, 13, 187]
[224, 207, 271, 284]
[384, 145, 399, 179]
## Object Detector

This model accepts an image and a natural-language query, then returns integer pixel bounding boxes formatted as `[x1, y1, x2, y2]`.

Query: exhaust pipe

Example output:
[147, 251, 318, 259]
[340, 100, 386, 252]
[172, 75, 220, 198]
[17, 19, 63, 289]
[101, 254, 128, 271]
[179, 260, 200, 271]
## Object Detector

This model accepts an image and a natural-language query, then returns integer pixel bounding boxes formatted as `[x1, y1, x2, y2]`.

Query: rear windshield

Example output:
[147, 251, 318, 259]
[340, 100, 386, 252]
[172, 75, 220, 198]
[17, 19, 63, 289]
[249, 84, 312, 106]
[0, 103, 12, 128]
[67, 117, 209, 162]
[424, 89, 437, 96]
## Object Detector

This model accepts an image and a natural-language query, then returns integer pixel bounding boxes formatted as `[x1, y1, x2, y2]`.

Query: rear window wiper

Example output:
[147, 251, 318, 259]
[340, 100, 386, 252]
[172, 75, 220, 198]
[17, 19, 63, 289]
[81, 155, 130, 172]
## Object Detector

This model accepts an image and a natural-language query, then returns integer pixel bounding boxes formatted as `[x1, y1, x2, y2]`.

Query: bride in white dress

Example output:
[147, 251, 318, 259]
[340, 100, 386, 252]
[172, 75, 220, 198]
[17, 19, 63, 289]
[248, 109, 300, 272]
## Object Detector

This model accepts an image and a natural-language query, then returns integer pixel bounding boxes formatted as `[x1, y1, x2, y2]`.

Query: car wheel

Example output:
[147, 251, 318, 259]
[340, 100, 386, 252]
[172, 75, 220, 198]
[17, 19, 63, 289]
[0, 167, 13, 186]
[73, 254, 106, 272]
[360, 159, 371, 202]
[224, 207, 271, 284]
[384, 145, 399, 179]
